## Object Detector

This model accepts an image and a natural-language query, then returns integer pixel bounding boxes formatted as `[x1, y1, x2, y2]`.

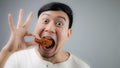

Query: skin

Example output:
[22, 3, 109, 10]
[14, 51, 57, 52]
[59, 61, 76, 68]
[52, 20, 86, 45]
[35, 11, 72, 63]
[0, 9, 36, 68]
[0, 9, 72, 68]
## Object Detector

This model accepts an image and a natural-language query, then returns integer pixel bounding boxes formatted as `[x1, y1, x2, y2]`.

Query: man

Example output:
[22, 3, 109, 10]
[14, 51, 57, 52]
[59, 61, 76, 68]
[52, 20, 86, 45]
[0, 2, 90, 68]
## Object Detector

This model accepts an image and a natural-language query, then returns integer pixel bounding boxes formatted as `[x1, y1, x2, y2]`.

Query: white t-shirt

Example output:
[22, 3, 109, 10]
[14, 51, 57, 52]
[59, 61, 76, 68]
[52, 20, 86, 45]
[4, 48, 90, 68]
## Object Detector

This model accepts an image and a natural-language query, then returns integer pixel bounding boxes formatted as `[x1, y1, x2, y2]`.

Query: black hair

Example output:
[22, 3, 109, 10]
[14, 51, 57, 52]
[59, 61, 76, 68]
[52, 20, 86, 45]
[38, 2, 73, 29]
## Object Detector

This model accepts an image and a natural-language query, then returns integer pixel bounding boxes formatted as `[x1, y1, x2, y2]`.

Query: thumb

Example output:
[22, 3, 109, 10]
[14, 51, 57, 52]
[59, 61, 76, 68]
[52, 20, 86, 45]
[25, 40, 38, 47]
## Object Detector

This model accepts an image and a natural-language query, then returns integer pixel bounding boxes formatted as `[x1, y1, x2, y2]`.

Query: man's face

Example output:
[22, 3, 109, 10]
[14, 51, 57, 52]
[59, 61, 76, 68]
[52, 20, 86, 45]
[34, 11, 72, 58]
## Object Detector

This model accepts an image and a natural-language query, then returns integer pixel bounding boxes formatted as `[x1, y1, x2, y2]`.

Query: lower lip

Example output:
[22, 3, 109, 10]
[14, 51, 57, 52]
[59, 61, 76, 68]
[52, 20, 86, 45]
[39, 44, 56, 54]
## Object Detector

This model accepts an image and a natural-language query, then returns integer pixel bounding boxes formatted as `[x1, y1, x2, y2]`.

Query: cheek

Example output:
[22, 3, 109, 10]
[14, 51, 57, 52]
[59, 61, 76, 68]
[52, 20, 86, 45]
[57, 29, 68, 41]
[61, 29, 68, 36]
[56, 29, 68, 50]
[34, 23, 44, 34]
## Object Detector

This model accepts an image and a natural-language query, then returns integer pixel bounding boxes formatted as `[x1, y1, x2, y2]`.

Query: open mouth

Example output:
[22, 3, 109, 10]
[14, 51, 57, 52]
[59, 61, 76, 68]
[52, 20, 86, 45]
[35, 36, 55, 49]
[45, 39, 55, 49]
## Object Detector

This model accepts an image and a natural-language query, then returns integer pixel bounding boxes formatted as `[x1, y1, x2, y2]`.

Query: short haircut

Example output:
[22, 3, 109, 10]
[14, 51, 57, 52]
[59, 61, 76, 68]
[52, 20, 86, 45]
[38, 2, 73, 29]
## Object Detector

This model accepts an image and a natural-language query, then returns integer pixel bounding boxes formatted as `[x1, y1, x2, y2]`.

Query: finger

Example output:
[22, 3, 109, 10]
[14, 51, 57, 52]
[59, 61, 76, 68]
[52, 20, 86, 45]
[26, 31, 40, 39]
[33, 33, 40, 39]
[23, 12, 33, 29]
[17, 9, 24, 28]
[8, 14, 15, 31]
[26, 31, 34, 36]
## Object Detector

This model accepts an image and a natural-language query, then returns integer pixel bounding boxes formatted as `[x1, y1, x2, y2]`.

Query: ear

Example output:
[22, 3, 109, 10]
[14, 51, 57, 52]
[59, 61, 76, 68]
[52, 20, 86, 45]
[67, 29, 72, 40]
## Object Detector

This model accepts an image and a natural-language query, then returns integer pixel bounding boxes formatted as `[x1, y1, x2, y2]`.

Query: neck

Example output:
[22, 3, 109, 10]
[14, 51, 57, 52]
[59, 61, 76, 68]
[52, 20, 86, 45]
[43, 50, 70, 63]
[36, 48, 70, 64]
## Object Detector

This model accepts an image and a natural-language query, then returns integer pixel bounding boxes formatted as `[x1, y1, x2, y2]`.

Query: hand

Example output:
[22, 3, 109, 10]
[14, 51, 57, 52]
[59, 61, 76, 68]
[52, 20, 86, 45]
[0, 9, 40, 68]
[2, 9, 36, 53]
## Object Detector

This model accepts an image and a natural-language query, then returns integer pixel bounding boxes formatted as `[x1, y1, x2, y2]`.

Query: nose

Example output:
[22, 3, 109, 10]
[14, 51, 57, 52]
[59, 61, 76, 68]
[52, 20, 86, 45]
[44, 22, 55, 34]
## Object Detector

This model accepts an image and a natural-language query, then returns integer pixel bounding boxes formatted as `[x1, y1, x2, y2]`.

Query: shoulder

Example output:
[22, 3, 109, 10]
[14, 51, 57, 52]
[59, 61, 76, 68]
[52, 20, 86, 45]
[5, 48, 36, 68]
[70, 54, 90, 68]
[14, 48, 34, 54]
[5, 48, 35, 63]
[8, 48, 35, 60]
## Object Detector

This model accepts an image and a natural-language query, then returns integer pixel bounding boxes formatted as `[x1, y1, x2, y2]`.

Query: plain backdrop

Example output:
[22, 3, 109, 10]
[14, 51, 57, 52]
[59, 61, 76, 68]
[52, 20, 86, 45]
[0, 0, 120, 68]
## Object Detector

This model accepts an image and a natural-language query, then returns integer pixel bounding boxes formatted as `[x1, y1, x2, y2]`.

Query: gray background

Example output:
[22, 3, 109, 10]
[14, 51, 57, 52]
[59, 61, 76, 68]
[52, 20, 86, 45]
[0, 0, 120, 68]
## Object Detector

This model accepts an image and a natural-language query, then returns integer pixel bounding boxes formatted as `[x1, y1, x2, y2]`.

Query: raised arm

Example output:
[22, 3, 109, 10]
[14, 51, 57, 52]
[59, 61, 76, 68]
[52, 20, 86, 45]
[0, 9, 37, 68]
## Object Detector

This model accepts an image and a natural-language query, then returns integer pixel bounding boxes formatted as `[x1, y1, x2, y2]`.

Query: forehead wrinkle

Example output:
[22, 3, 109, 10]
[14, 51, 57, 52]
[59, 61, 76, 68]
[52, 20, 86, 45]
[41, 13, 50, 16]
[41, 12, 66, 22]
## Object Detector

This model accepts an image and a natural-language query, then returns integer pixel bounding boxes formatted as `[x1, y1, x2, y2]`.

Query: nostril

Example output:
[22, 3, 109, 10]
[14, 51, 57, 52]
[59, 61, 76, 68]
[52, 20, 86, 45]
[44, 28, 55, 33]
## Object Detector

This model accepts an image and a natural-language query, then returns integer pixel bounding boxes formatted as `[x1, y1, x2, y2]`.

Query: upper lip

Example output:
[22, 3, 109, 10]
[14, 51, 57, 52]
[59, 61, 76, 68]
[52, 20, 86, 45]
[41, 35, 56, 43]
[41, 36, 53, 39]
[40, 32, 54, 39]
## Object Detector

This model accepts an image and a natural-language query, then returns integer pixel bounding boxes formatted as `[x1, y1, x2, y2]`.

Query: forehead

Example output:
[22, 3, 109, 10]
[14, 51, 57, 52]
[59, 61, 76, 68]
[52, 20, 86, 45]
[40, 11, 69, 21]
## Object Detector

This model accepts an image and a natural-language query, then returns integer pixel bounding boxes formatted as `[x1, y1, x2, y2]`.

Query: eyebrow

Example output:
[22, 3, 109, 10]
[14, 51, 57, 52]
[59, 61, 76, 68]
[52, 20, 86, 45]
[41, 13, 66, 21]
[57, 16, 66, 22]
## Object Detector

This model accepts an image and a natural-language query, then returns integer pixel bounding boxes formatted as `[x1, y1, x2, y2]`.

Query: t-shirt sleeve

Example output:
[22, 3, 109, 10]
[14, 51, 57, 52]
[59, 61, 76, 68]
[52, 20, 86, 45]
[4, 53, 18, 68]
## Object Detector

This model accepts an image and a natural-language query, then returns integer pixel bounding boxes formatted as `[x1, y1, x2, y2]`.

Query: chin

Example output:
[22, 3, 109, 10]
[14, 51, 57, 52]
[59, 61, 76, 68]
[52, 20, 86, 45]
[41, 53, 56, 58]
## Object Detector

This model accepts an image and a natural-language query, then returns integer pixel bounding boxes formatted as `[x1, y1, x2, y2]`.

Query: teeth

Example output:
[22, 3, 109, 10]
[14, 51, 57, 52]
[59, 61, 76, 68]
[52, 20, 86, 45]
[42, 36, 52, 40]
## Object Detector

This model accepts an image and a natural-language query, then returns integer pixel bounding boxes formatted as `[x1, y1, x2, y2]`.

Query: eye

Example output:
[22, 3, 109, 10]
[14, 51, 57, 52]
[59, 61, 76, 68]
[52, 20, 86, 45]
[56, 21, 64, 27]
[42, 19, 49, 24]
